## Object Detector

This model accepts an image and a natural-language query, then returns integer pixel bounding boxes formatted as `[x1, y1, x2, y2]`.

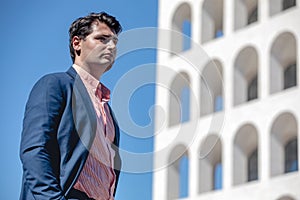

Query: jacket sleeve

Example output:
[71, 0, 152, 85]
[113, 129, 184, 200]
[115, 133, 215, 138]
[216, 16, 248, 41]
[20, 74, 67, 200]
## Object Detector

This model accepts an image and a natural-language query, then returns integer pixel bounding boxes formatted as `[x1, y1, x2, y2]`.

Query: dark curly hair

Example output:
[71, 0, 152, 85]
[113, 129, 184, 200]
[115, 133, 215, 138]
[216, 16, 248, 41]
[68, 12, 122, 63]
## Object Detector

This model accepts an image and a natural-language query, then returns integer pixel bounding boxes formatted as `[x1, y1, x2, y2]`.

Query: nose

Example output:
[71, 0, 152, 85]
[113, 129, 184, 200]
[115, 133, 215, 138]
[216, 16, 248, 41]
[107, 39, 116, 49]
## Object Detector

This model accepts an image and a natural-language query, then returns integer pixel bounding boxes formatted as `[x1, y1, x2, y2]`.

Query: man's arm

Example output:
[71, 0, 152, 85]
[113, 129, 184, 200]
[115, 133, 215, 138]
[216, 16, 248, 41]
[20, 74, 66, 200]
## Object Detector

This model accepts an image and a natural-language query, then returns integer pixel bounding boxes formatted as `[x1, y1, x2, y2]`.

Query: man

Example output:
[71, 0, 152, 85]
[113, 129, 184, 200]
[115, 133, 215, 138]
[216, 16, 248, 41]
[20, 12, 122, 200]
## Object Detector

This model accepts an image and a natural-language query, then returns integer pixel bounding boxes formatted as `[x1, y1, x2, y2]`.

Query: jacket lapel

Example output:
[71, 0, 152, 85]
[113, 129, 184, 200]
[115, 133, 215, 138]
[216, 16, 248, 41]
[67, 67, 97, 150]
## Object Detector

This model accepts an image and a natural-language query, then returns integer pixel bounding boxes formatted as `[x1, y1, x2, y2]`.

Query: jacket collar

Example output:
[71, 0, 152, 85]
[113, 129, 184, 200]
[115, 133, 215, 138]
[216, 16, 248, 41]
[66, 66, 77, 79]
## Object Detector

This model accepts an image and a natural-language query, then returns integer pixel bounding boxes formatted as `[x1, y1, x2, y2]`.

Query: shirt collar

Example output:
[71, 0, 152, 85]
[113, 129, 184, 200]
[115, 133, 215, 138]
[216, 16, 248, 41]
[73, 64, 111, 102]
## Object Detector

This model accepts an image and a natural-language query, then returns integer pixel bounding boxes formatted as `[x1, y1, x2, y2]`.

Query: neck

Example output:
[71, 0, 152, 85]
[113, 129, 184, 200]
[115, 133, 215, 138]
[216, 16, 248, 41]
[74, 61, 106, 80]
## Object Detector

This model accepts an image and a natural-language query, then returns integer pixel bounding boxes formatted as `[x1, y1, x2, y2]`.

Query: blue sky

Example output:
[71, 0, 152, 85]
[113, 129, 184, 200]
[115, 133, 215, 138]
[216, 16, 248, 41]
[0, 0, 158, 199]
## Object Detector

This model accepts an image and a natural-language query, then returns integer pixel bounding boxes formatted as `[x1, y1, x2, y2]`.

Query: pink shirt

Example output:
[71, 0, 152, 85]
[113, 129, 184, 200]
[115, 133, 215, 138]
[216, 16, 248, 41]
[72, 64, 116, 200]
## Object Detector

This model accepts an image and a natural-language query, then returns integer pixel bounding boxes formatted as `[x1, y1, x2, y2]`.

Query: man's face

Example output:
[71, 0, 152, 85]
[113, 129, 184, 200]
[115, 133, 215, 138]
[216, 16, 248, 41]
[78, 21, 118, 71]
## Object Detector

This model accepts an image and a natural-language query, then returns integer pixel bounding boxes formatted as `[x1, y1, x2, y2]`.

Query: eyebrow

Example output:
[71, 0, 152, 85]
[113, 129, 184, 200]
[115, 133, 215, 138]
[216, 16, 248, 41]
[97, 34, 118, 41]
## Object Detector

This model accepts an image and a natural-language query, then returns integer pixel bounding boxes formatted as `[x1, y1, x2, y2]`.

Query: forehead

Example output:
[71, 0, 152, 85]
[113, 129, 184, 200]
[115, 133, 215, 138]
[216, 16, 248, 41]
[90, 21, 116, 36]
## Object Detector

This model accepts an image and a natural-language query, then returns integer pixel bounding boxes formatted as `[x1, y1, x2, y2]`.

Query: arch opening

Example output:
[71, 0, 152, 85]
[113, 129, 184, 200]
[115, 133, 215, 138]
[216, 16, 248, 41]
[171, 3, 192, 54]
[270, 32, 297, 94]
[200, 60, 224, 116]
[199, 135, 223, 193]
[169, 72, 191, 127]
[270, 112, 298, 177]
[233, 124, 259, 185]
[201, 0, 224, 43]
[234, 46, 259, 106]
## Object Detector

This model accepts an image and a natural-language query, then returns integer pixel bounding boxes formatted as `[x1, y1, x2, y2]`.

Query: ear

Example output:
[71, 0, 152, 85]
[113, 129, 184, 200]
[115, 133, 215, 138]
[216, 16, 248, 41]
[72, 36, 81, 51]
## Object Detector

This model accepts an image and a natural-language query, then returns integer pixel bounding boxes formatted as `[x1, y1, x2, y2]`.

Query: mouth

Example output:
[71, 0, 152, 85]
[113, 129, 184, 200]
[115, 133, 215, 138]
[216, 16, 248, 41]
[103, 51, 113, 56]
[102, 53, 113, 58]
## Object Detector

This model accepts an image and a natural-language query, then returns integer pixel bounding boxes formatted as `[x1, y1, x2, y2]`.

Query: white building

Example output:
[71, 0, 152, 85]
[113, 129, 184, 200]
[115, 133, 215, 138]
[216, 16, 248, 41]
[153, 0, 300, 199]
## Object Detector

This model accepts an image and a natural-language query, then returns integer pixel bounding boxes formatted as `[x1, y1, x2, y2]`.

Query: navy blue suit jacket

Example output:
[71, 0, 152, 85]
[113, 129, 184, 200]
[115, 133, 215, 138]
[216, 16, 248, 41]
[20, 67, 121, 200]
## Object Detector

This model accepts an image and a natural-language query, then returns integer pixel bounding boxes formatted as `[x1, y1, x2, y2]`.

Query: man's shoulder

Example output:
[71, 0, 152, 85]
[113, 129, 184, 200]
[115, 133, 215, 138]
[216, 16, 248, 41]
[38, 68, 75, 84]
[32, 68, 76, 92]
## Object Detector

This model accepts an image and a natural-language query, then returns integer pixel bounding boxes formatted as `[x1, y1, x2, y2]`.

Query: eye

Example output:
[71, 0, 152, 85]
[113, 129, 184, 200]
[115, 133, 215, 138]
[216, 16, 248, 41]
[97, 36, 108, 43]
[112, 37, 118, 45]
[95, 35, 118, 45]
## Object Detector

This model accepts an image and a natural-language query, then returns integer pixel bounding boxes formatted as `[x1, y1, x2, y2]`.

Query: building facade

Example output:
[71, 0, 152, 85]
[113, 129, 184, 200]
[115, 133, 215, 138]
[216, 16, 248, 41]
[153, 0, 300, 199]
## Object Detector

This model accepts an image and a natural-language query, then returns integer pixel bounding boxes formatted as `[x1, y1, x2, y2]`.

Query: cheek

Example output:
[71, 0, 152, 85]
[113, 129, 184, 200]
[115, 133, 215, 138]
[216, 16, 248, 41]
[83, 39, 99, 50]
[93, 44, 107, 52]
[84, 44, 103, 56]
[112, 48, 117, 55]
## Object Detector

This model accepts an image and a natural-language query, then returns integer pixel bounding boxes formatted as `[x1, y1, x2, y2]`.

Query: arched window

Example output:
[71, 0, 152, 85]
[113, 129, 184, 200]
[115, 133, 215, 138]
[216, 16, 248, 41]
[181, 86, 190, 123]
[283, 0, 296, 10]
[215, 95, 223, 112]
[201, 0, 224, 43]
[169, 72, 191, 127]
[214, 163, 223, 190]
[182, 20, 192, 51]
[270, 32, 297, 94]
[248, 6, 258, 25]
[270, 0, 296, 16]
[167, 145, 189, 200]
[270, 112, 298, 177]
[248, 149, 258, 181]
[234, 46, 259, 106]
[233, 124, 259, 185]
[179, 155, 189, 198]
[285, 138, 298, 173]
[248, 75, 258, 101]
[234, 0, 258, 30]
[200, 60, 223, 116]
[284, 63, 297, 89]
[199, 135, 222, 193]
[171, 3, 192, 54]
